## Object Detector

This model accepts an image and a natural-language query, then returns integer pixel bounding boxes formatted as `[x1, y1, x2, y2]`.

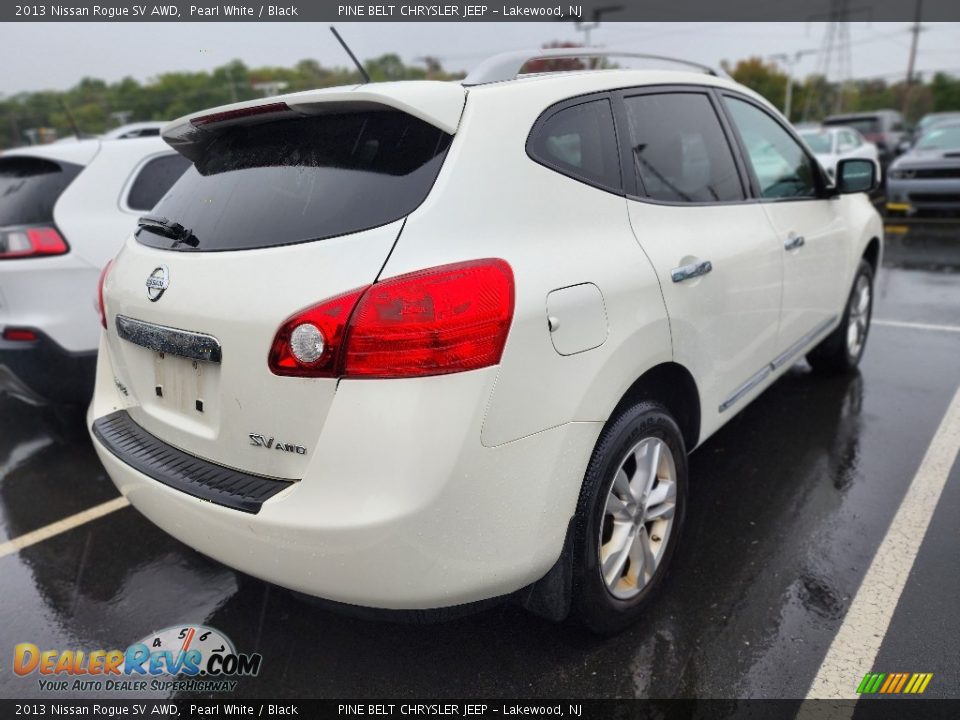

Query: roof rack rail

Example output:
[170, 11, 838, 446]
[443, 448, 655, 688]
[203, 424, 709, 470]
[462, 49, 728, 87]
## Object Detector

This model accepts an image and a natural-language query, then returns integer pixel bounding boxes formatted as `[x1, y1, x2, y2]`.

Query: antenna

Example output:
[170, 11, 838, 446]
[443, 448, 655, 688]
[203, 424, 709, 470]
[58, 98, 85, 140]
[329, 26, 370, 84]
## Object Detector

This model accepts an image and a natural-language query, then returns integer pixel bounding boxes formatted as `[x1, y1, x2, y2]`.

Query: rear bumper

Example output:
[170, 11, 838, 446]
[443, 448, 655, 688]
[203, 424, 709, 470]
[0, 330, 96, 405]
[89, 336, 601, 609]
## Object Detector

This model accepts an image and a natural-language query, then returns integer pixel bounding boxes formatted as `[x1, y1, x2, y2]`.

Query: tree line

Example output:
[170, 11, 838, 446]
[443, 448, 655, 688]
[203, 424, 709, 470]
[3, 52, 959, 149]
[0, 55, 462, 148]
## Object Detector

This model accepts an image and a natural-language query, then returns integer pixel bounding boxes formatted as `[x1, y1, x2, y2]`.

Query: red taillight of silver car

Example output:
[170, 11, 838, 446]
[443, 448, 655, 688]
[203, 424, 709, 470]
[0, 225, 69, 259]
[269, 259, 515, 379]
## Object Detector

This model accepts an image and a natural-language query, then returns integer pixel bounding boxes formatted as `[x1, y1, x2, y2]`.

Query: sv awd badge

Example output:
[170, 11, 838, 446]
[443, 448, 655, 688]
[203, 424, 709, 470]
[249, 434, 307, 455]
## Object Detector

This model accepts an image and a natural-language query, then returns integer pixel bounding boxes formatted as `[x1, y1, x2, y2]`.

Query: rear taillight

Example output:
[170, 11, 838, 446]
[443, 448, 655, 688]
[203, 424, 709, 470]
[0, 226, 68, 259]
[269, 288, 365, 378]
[2, 328, 38, 342]
[97, 260, 113, 330]
[268, 259, 515, 379]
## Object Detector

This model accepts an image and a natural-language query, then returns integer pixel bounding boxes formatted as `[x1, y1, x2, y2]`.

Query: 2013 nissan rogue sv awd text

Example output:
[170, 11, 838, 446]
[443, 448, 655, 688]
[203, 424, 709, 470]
[89, 50, 883, 634]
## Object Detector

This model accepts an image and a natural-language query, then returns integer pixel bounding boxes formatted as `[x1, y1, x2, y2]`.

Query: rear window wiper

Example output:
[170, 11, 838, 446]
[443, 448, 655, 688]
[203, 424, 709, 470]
[137, 214, 200, 248]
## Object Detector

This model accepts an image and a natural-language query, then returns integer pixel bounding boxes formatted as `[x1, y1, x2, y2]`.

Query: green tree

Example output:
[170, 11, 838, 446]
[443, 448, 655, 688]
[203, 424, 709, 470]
[723, 57, 788, 114]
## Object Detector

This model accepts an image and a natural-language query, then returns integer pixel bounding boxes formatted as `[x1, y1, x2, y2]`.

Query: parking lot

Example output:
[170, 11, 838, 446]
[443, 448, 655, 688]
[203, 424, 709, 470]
[1, 218, 958, 701]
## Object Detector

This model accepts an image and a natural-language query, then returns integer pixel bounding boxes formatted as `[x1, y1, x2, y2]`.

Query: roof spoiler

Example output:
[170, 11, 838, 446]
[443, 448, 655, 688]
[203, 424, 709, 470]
[462, 48, 729, 86]
[162, 82, 466, 162]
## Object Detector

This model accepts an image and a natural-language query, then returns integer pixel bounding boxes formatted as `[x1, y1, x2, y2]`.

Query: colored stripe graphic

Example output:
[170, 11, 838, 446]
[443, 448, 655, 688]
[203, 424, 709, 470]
[856, 672, 932, 694]
[879, 674, 897, 693]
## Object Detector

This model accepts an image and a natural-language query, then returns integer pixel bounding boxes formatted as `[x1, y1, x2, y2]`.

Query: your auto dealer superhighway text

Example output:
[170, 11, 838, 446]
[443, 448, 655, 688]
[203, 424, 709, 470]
[339, 706, 574, 716]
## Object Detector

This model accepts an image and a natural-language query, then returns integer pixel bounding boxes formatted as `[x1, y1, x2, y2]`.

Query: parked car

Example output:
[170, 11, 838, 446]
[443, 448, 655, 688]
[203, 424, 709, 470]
[0, 135, 189, 405]
[823, 110, 907, 170]
[886, 120, 960, 216]
[914, 111, 960, 136]
[101, 122, 166, 140]
[89, 49, 882, 634]
[798, 125, 881, 181]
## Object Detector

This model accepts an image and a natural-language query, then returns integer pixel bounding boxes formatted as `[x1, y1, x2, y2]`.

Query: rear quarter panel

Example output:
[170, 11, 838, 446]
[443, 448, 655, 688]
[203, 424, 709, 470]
[380, 82, 672, 448]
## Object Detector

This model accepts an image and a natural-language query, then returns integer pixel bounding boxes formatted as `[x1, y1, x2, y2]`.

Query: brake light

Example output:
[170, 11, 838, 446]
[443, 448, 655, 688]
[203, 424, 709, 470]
[191, 102, 291, 128]
[97, 260, 113, 329]
[0, 226, 68, 259]
[2, 328, 38, 342]
[268, 259, 515, 379]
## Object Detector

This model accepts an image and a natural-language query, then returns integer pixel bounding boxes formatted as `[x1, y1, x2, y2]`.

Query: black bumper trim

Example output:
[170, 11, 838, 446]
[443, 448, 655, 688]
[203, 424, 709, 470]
[92, 410, 295, 514]
[0, 329, 96, 405]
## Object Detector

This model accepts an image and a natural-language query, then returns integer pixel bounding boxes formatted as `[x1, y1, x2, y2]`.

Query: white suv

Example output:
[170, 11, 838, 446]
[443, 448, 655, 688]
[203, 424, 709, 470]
[89, 50, 882, 634]
[0, 135, 188, 405]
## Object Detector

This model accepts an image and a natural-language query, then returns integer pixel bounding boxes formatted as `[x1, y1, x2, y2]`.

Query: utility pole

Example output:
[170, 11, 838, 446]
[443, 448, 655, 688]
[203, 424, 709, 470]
[770, 49, 817, 122]
[905, 0, 923, 86]
[574, 5, 623, 47]
[903, 0, 924, 118]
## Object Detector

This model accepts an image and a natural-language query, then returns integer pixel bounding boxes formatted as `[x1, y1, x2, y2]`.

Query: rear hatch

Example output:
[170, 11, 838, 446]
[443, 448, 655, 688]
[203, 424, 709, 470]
[102, 85, 462, 479]
[0, 152, 86, 260]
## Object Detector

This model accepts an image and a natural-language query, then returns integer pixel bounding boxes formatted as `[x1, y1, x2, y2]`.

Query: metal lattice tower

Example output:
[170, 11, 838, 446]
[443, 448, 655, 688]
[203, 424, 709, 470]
[802, 0, 854, 121]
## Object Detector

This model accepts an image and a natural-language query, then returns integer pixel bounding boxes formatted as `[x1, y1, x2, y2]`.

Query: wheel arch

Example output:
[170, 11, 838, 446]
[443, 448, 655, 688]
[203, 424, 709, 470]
[609, 361, 701, 452]
[863, 235, 881, 274]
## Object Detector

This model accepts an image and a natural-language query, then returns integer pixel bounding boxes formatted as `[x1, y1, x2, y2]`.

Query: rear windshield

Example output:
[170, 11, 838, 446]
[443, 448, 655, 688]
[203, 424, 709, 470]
[799, 132, 833, 154]
[824, 117, 879, 135]
[0, 157, 83, 227]
[138, 111, 452, 252]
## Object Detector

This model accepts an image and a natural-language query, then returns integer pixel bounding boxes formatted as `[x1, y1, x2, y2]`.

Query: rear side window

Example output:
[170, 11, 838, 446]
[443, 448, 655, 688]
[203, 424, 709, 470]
[527, 99, 621, 193]
[0, 157, 83, 227]
[138, 111, 452, 252]
[623, 92, 744, 203]
[126, 154, 190, 212]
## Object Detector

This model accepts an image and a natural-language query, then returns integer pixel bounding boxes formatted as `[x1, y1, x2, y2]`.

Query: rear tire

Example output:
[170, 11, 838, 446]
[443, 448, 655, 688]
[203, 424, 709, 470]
[570, 401, 688, 636]
[807, 259, 874, 374]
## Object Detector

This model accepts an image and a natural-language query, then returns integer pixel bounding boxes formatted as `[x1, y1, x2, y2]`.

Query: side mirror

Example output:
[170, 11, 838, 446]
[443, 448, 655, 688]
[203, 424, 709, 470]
[836, 158, 877, 194]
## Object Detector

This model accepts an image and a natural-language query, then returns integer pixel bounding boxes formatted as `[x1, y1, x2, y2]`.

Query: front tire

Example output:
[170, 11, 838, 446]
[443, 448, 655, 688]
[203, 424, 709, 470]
[807, 259, 874, 374]
[570, 401, 688, 636]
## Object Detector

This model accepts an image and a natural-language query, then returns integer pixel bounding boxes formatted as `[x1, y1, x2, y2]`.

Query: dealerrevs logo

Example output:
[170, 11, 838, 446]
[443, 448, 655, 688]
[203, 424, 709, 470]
[13, 625, 262, 693]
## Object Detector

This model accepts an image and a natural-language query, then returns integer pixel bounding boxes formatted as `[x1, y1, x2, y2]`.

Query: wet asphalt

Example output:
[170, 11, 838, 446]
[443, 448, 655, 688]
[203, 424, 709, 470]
[0, 219, 958, 701]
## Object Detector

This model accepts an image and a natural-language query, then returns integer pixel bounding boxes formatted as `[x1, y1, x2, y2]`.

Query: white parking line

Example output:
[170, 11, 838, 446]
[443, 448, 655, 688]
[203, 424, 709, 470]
[874, 318, 960, 334]
[0, 496, 129, 559]
[806, 385, 960, 699]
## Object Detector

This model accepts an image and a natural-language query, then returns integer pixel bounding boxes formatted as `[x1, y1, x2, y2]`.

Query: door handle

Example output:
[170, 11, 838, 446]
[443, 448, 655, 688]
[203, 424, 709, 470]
[671, 260, 713, 283]
[784, 233, 806, 251]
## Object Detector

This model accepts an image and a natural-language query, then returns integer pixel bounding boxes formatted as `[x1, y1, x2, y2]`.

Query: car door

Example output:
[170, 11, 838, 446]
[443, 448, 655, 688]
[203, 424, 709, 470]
[720, 93, 849, 367]
[617, 88, 784, 437]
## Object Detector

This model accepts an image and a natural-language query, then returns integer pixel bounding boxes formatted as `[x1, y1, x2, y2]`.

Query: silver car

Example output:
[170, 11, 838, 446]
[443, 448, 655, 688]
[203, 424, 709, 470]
[886, 120, 960, 215]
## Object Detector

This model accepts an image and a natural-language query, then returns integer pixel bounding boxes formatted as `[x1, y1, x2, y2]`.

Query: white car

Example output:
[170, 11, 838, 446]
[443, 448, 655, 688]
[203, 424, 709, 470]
[798, 125, 881, 181]
[0, 136, 189, 405]
[89, 49, 882, 634]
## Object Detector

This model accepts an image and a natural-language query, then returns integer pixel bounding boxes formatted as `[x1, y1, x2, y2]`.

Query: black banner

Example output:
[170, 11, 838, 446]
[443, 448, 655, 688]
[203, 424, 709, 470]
[3, 699, 960, 720]
[5, 0, 960, 22]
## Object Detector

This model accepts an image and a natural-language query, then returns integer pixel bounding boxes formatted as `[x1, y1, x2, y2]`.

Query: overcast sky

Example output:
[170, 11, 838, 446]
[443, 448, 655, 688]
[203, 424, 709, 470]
[1, 21, 958, 95]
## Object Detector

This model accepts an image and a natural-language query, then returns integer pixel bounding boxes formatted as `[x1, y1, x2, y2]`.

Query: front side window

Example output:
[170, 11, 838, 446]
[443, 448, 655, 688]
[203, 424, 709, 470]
[724, 97, 818, 199]
[622, 92, 744, 204]
[527, 98, 622, 193]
